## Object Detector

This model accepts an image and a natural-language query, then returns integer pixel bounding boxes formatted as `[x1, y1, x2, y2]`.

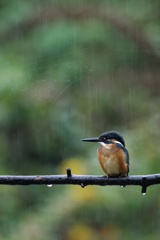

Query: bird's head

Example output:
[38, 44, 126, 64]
[81, 131, 125, 147]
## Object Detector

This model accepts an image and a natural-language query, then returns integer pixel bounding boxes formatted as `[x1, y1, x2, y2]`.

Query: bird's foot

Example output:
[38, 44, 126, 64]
[107, 174, 110, 182]
[118, 175, 127, 188]
[102, 174, 110, 182]
[118, 175, 121, 182]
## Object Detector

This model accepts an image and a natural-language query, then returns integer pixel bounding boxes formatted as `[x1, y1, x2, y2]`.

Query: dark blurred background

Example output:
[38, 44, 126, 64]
[0, 0, 160, 239]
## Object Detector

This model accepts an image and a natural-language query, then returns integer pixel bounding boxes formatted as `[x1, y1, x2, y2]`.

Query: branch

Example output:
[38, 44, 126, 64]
[0, 168, 159, 194]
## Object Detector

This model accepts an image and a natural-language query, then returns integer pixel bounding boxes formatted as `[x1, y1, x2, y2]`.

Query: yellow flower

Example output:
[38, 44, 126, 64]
[67, 224, 93, 240]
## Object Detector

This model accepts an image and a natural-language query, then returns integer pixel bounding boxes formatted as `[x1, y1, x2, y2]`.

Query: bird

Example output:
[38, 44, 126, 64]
[81, 131, 129, 178]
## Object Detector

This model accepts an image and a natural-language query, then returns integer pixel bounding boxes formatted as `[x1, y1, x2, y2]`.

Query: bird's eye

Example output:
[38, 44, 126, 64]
[100, 137, 106, 140]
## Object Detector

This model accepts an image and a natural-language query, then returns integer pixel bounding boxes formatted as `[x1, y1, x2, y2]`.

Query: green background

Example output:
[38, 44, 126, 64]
[0, 0, 160, 239]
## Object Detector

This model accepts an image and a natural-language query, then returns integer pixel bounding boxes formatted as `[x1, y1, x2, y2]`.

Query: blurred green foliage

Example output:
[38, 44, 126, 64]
[0, 0, 160, 239]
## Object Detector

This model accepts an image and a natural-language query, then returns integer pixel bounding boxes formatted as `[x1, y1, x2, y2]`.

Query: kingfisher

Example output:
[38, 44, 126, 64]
[81, 131, 129, 178]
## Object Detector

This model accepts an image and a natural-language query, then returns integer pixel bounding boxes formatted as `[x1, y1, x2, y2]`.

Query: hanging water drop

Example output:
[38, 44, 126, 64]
[47, 184, 52, 187]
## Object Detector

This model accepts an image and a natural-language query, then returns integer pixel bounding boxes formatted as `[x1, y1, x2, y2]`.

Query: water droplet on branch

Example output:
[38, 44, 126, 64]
[47, 184, 52, 187]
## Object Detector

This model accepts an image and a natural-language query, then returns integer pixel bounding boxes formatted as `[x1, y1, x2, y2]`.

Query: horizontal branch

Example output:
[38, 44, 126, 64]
[0, 168, 159, 194]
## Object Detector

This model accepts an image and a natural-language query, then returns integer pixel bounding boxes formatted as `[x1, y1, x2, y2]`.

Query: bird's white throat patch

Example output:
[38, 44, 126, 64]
[100, 142, 106, 146]
[100, 140, 123, 146]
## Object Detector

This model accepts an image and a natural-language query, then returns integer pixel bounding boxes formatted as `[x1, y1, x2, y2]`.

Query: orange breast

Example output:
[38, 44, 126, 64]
[97, 144, 128, 176]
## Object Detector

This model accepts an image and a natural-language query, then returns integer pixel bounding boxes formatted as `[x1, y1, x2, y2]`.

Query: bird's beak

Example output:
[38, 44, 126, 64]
[81, 137, 103, 142]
